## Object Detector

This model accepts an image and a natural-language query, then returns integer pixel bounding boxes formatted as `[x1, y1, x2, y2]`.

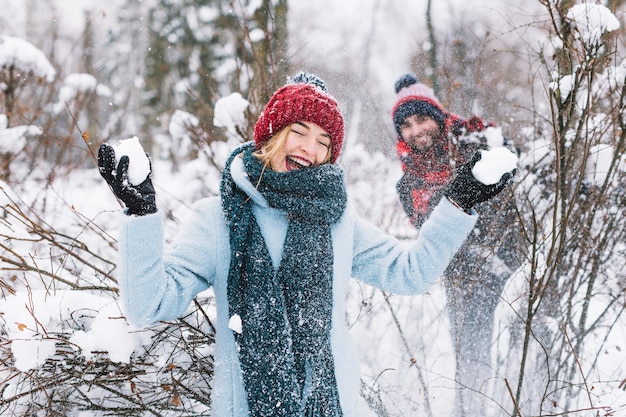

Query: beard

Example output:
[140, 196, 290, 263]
[407, 140, 435, 153]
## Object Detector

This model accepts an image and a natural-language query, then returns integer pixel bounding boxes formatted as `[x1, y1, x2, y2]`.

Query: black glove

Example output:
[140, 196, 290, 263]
[444, 151, 515, 212]
[98, 143, 157, 216]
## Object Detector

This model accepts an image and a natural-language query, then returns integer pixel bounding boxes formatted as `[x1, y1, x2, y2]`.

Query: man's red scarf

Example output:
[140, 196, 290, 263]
[396, 140, 452, 184]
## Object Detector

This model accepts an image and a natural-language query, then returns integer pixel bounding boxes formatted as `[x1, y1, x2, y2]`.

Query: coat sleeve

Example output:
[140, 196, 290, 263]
[351, 197, 477, 295]
[118, 198, 221, 327]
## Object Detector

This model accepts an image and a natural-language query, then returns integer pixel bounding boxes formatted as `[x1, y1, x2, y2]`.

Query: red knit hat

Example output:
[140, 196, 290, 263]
[254, 81, 345, 163]
[391, 73, 447, 138]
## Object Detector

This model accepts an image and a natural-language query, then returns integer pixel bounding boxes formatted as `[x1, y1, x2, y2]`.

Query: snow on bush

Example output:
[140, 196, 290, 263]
[0, 35, 56, 82]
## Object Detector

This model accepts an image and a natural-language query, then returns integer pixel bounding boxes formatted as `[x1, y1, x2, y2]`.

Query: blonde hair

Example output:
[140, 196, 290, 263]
[253, 126, 290, 167]
[253, 123, 332, 168]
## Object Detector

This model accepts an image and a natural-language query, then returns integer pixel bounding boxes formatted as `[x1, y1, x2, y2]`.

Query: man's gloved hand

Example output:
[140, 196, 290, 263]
[444, 151, 515, 212]
[98, 143, 157, 216]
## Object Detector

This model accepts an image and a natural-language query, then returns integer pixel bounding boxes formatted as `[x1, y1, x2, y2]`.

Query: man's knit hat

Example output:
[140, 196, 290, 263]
[391, 73, 447, 138]
[254, 72, 345, 163]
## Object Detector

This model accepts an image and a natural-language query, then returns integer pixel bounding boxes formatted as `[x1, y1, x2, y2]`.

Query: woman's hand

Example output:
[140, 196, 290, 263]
[98, 144, 157, 216]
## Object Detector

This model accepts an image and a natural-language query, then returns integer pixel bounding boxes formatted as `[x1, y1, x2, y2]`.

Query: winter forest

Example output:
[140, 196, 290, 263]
[0, 0, 625, 416]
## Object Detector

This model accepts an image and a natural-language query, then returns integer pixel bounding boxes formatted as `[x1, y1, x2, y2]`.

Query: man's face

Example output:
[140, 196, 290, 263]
[400, 114, 441, 153]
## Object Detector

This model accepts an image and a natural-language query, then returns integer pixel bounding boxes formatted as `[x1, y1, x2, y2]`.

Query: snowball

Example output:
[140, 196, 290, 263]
[112, 136, 150, 185]
[472, 147, 518, 185]
[228, 314, 242, 334]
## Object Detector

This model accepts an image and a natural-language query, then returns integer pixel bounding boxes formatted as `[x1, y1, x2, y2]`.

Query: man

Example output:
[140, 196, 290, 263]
[392, 73, 495, 227]
[391, 72, 522, 415]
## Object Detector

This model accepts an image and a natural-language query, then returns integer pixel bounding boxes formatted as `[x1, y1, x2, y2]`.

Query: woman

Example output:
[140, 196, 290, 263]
[98, 73, 513, 417]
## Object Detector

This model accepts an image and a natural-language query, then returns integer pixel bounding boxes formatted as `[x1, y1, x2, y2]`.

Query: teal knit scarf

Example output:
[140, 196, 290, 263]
[220, 143, 347, 416]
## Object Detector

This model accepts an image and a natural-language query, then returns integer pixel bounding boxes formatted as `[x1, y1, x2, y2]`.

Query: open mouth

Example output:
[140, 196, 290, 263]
[286, 155, 312, 171]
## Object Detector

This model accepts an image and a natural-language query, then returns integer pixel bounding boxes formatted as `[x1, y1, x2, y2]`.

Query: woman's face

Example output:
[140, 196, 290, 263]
[269, 121, 332, 172]
[400, 114, 441, 153]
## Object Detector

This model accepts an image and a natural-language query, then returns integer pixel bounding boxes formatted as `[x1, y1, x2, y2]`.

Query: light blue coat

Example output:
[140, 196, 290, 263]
[117, 157, 477, 416]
